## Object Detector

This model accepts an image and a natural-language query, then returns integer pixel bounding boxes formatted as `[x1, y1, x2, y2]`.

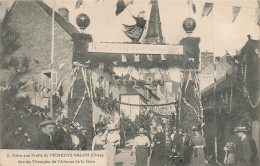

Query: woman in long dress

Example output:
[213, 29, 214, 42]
[189, 126, 206, 166]
[131, 128, 151, 166]
[103, 123, 120, 166]
[150, 125, 167, 166]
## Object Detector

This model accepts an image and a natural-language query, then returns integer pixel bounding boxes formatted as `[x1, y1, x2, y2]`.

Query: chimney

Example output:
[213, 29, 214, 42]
[58, 8, 69, 22]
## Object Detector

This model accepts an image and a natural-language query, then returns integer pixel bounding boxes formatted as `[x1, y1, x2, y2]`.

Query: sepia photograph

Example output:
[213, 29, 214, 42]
[0, 0, 259, 165]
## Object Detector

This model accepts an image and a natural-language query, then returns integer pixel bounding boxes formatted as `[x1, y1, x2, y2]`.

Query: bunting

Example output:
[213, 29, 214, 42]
[75, 0, 83, 9]
[121, 54, 127, 62]
[134, 54, 139, 62]
[192, 2, 196, 14]
[232, 6, 241, 23]
[147, 54, 153, 61]
[201, 3, 214, 17]
[161, 54, 166, 61]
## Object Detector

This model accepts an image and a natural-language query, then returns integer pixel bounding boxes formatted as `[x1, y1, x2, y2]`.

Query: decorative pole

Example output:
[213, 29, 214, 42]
[50, 0, 55, 119]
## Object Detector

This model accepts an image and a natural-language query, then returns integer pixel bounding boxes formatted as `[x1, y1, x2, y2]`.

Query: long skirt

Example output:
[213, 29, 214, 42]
[150, 145, 167, 166]
[94, 144, 104, 150]
[190, 148, 206, 166]
[104, 143, 117, 166]
[136, 145, 149, 166]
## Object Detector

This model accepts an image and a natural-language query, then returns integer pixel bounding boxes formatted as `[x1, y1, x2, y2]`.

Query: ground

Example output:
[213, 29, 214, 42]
[115, 139, 219, 166]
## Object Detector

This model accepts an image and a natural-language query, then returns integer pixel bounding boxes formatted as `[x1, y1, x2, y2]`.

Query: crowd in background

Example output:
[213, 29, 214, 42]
[33, 117, 257, 166]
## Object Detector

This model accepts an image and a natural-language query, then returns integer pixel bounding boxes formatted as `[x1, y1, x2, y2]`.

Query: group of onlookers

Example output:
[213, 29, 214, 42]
[131, 125, 258, 166]
[33, 118, 257, 166]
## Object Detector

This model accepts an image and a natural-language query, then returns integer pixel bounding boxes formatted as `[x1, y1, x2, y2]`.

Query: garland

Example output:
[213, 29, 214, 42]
[241, 63, 260, 108]
[105, 97, 177, 107]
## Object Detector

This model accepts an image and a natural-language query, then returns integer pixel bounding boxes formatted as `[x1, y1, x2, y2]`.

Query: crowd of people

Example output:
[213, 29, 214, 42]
[131, 125, 258, 166]
[33, 118, 258, 166]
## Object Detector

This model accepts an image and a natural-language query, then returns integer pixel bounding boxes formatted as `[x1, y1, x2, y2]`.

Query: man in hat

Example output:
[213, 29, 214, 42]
[234, 126, 257, 166]
[53, 118, 73, 150]
[78, 126, 88, 150]
[178, 129, 191, 166]
[170, 127, 180, 153]
[33, 120, 56, 150]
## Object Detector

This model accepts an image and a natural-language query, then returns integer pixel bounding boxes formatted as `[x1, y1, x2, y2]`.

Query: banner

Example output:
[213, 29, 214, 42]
[201, 3, 214, 17]
[232, 6, 241, 23]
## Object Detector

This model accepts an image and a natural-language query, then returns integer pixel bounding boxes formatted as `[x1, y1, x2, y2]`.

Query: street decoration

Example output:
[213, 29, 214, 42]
[201, 3, 214, 17]
[182, 18, 196, 34]
[76, 13, 90, 30]
[123, 11, 147, 43]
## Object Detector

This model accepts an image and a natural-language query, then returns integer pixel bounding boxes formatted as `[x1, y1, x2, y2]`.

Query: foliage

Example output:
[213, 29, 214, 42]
[120, 112, 152, 140]
[0, 10, 21, 69]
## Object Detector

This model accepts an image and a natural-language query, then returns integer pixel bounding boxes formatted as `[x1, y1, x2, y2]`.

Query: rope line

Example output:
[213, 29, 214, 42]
[105, 97, 177, 107]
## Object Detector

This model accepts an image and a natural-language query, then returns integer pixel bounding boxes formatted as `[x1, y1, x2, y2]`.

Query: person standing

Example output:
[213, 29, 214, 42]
[103, 123, 121, 166]
[178, 129, 191, 166]
[131, 128, 151, 166]
[150, 125, 167, 166]
[233, 126, 258, 166]
[92, 128, 106, 150]
[33, 120, 56, 150]
[189, 126, 206, 166]
[78, 126, 88, 150]
[53, 118, 72, 150]
[170, 127, 180, 152]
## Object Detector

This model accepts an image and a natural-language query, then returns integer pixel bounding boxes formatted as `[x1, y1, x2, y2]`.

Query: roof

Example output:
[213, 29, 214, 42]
[10, 0, 79, 36]
[35, 0, 79, 35]
[120, 86, 148, 102]
[201, 74, 232, 96]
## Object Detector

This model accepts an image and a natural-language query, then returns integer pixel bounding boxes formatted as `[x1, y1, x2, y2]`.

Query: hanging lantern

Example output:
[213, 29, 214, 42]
[182, 17, 196, 34]
[115, 79, 122, 86]
[159, 80, 164, 86]
[122, 79, 128, 86]
[76, 13, 90, 30]
[152, 80, 159, 86]
[128, 80, 135, 87]
[137, 80, 145, 87]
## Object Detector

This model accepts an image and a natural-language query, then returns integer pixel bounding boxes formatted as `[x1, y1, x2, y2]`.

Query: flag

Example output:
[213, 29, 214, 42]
[75, 0, 83, 9]
[122, 54, 127, 62]
[147, 54, 153, 61]
[116, 0, 133, 16]
[134, 54, 139, 62]
[232, 6, 241, 23]
[161, 54, 166, 61]
[192, 2, 196, 14]
[201, 3, 214, 17]
[123, 16, 146, 43]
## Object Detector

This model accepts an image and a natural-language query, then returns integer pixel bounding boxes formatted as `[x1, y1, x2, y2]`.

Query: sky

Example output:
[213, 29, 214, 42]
[0, 0, 259, 82]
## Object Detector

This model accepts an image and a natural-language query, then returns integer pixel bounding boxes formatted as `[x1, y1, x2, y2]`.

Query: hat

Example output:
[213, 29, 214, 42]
[39, 120, 56, 128]
[192, 126, 199, 131]
[136, 128, 146, 134]
[233, 126, 249, 133]
[96, 127, 105, 133]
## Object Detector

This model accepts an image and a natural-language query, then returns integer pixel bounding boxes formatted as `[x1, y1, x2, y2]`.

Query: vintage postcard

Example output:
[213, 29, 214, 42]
[0, 0, 259, 165]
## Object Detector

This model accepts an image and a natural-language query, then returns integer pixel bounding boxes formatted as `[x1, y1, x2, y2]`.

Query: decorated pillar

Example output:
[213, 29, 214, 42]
[67, 13, 94, 149]
[179, 18, 203, 134]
